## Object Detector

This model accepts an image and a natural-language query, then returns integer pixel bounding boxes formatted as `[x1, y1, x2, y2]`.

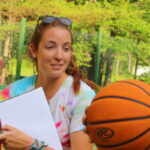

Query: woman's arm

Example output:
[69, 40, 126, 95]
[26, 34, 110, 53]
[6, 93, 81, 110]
[0, 125, 55, 150]
[70, 130, 93, 150]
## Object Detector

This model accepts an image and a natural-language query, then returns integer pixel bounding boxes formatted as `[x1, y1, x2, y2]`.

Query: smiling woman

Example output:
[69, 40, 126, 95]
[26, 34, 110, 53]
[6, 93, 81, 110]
[30, 26, 72, 83]
[0, 16, 99, 150]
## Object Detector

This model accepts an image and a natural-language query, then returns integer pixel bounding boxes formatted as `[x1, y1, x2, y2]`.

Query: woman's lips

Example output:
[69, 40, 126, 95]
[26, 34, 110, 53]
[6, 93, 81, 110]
[51, 64, 63, 70]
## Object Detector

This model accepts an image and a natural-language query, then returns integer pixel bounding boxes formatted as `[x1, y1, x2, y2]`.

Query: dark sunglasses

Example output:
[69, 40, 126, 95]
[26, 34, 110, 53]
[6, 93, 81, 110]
[36, 16, 72, 29]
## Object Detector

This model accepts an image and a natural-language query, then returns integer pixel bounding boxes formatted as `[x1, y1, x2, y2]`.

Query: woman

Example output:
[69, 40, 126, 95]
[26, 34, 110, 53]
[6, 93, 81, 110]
[0, 16, 98, 150]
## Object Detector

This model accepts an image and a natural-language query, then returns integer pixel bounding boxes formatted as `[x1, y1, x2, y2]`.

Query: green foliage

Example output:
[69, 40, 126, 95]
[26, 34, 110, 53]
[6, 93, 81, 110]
[73, 29, 95, 67]
[137, 73, 150, 84]
[0, 0, 150, 84]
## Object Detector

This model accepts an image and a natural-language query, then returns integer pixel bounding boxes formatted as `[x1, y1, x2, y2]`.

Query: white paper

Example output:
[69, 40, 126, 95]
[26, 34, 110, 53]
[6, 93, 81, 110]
[0, 87, 62, 150]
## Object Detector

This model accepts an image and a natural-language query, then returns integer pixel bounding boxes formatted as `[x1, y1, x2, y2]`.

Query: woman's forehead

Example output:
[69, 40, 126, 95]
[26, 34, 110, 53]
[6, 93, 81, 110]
[41, 26, 72, 42]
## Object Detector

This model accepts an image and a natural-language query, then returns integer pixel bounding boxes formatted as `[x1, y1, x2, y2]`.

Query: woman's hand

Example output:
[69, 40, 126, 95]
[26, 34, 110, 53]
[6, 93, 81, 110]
[0, 124, 33, 150]
[82, 106, 94, 144]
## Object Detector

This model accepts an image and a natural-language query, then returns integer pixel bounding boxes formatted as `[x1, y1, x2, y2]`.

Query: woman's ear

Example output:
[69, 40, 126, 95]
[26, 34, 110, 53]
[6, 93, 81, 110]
[29, 44, 37, 58]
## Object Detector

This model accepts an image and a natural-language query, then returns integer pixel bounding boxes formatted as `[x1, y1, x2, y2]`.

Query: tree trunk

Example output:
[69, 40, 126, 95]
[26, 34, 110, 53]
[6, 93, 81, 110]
[115, 54, 120, 77]
[134, 55, 139, 79]
[0, 15, 13, 85]
[87, 44, 97, 82]
[128, 53, 132, 73]
[0, 14, 2, 85]
[0, 36, 11, 85]
[99, 51, 105, 86]
[0, 14, 3, 56]
[133, 38, 141, 79]
[103, 49, 115, 86]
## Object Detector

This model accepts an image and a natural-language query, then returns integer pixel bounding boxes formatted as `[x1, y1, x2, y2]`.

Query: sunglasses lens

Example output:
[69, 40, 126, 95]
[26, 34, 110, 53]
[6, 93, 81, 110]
[42, 16, 56, 23]
[38, 16, 72, 27]
[59, 18, 72, 26]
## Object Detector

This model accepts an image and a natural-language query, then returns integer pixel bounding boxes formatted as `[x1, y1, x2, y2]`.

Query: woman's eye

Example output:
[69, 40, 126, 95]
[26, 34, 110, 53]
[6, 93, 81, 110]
[64, 47, 71, 51]
[46, 46, 54, 49]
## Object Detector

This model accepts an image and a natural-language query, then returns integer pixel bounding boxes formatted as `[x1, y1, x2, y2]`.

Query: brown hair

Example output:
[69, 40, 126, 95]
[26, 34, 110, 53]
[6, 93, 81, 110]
[30, 20, 99, 94]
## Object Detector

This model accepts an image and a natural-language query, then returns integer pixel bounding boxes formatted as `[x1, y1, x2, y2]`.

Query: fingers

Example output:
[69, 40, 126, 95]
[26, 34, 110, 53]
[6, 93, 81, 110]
[2, 140, 14, 150]
[82, 115, 87, 125]
[0, 124, 10, 143]
[83, 126, 88, 135]
[83, 106, 90, 136]
[85, 106, 90, 114]
[0, 132, 8, 140]
[83, 106, 90, 126]
[2, 124, 16, 131]
[83, 107, 94, 144]
[0, 125, 12, 141]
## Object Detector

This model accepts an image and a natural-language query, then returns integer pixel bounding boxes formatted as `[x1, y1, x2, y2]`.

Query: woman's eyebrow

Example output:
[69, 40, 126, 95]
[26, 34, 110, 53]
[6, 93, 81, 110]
[46, 41, 56, 44]
[64, 42, 71, 46]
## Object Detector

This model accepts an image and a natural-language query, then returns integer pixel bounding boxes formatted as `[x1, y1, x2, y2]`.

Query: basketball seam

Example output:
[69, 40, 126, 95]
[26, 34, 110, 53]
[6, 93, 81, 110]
[97, 128, 150, 148]
[93, 96, 150, 108]
[118, 81, 150, 96]
[87, 115, 150, 125]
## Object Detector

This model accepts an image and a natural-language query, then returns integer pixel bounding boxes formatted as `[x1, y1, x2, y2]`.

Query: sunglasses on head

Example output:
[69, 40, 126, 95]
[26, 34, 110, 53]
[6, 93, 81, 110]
[36, 16, 72, 29]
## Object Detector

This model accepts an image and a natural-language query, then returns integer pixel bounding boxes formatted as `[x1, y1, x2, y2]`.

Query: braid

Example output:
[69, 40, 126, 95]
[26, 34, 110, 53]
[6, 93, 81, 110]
[66, 56, 99, 94]
[66, 56, 81, 94]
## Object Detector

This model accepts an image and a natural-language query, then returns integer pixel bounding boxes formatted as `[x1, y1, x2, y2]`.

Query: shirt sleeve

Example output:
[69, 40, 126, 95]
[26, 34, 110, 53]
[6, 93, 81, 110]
[69, 84, 96, 133]
[0, 76, 36, 101]
[0, 85, 11, 101]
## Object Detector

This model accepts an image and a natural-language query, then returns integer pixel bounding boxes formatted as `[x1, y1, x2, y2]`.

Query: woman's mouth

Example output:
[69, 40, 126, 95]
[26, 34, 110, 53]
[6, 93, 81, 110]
[51, 64, 63, 70]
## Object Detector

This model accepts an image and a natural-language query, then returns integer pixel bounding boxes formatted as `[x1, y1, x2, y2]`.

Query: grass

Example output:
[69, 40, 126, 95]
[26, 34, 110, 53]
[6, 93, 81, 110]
[8, 58, 35, 78]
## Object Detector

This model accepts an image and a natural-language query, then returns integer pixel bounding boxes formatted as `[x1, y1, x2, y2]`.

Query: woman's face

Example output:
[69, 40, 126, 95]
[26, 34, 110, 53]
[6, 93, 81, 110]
[31, 26, 72, 79]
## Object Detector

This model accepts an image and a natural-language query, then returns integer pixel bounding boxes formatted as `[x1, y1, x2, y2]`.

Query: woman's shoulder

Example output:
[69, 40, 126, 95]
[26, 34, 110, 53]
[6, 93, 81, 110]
[63, 75, 96, 99]
[66, 76, 95, 92]
[0, 75, 36, 100]
[10, 75, 36, 87]
[79, 80, 96, 98]
[80, 80, 95, 93]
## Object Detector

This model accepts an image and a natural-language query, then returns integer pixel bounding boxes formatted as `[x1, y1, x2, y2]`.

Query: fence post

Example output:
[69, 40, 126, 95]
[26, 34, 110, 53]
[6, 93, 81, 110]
[16, 18, 26, 80]
[94, 30, 102, 84]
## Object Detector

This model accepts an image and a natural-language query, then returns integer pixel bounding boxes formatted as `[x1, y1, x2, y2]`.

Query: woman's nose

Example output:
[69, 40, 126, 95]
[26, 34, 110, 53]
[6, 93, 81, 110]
[54, 48, 63, 61]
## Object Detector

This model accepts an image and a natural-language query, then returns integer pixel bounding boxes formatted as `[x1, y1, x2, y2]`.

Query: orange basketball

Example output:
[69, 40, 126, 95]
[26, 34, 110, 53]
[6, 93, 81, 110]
[86, 79, 150, 150]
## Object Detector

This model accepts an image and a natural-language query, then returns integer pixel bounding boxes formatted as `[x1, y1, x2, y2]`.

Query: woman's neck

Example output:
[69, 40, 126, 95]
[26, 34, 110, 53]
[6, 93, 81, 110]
[35, 73, 68, 100]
